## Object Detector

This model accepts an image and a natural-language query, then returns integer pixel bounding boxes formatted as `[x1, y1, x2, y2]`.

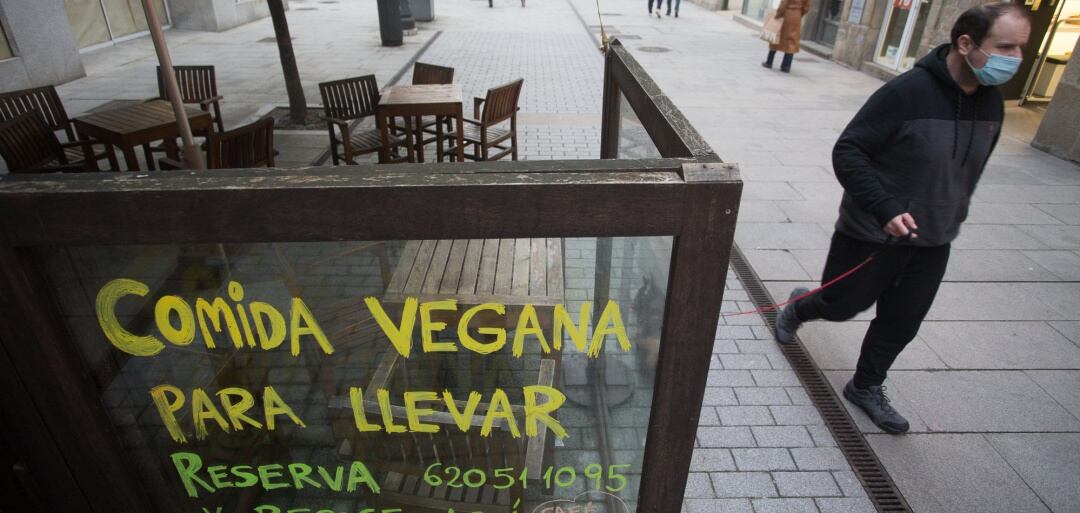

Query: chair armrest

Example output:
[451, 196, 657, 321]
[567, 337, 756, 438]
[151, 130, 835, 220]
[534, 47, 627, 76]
[58, 140, 103, 171]
[524, 358, 557, 479]
[157, 157, 188, 170]
[198, 96, 224, 108]
[474, 97, 486, 119]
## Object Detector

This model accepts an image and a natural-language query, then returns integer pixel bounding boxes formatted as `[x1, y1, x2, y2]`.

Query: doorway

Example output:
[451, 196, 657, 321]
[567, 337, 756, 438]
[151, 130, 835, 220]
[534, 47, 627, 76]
[1016, 0, 1080, 104]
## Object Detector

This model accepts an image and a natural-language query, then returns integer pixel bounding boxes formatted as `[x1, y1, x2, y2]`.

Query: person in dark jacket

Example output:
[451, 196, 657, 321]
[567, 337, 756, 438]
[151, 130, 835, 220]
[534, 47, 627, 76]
[773, 3, 1030, 434]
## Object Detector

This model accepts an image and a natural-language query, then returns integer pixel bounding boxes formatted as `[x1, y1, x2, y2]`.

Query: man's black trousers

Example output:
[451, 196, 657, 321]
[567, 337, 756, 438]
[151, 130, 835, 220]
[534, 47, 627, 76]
[794, 231, 950, 389]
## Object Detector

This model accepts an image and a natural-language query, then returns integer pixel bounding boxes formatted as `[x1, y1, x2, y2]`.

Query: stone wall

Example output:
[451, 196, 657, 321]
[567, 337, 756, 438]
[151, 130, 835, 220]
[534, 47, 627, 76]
[1032, 37, 1080, 163]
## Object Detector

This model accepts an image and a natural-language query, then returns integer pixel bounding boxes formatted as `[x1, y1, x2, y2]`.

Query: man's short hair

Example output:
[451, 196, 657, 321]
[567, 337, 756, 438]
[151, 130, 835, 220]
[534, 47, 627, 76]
[950, 2, 1030, 47]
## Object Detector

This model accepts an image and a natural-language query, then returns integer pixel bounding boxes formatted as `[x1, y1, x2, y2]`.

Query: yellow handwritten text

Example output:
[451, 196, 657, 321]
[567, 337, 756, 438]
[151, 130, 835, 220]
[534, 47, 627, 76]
[151, 385, 306, 443]
[364, 298, 632, 358]
[96, 279, 332, 357]
[349, 385, 568, 439]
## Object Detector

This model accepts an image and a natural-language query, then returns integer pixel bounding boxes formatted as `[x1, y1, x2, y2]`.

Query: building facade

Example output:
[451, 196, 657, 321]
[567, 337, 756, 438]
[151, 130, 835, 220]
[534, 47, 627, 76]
[715, 0, 1080, 161]
[0, 0, 272, 92]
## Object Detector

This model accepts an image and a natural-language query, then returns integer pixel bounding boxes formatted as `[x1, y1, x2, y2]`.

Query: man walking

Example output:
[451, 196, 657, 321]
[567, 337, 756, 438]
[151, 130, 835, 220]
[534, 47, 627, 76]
[774, 3, 1030, 434]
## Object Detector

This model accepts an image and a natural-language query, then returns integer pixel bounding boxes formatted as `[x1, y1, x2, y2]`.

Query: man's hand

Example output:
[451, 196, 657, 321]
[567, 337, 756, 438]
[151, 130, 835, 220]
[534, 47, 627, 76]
[884, 213, 918, 238]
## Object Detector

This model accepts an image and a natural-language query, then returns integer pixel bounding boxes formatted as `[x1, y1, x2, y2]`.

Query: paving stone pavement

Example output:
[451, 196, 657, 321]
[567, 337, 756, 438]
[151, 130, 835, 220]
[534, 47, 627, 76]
[31, 0, 1080, 511]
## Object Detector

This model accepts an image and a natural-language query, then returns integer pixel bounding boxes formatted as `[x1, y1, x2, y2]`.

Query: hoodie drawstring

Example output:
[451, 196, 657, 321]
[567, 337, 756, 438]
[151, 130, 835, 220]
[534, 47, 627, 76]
[953, 92, 977, 167]
[961, 95, 976, 167]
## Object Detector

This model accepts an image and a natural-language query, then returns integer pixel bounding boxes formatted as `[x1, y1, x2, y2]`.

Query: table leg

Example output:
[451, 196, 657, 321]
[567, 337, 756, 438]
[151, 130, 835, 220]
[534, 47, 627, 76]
[121, 145, 141, 171]
[414, 115, 425, 163]
[404, 116, 416, 163]
[377, 113, 390, 163]
[436, 116, 445, 162]
[455, 109, 465, 163]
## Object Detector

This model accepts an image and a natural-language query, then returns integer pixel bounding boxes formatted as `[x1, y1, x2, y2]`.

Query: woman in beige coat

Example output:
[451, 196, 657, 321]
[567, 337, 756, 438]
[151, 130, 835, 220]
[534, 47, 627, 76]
[762, 0, 810, 73]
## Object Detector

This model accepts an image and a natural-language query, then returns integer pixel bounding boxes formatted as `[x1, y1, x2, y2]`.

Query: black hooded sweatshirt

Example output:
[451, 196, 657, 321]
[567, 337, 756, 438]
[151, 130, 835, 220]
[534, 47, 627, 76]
[832, 43, 1003, 247]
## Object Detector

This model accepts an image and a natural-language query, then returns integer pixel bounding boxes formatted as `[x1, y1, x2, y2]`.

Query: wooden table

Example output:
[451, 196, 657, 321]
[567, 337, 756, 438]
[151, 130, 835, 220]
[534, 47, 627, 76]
[377, 84, 465, 163]
[72, 99, 213, 171]
[383, 238, 564, 316]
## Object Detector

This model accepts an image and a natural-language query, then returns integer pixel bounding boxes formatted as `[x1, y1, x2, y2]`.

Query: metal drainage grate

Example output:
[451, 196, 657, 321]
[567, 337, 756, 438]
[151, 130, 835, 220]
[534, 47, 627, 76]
[637, 46, 670, 53]
[600, 12, 623, 16]
[258, 36, 294, 42]
[588, 25, 620, 34]
[728, 244, 913, 513]
[614, 35, 642, 40]
[295, 6, 317, 10]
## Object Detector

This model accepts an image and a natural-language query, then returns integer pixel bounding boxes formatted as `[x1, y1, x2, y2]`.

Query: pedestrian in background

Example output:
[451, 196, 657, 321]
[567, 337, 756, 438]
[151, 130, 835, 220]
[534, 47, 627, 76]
[648, 0, 679, 18]
[762, 0, 810, 72]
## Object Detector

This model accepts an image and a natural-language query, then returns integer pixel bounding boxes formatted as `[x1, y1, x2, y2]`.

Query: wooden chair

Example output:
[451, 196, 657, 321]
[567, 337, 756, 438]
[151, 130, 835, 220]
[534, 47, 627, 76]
[412, 62, 455, 85]
[319, 75, 404, 165]
[0, 111, 110, 173]
[0, 85, 119, 170]
[142, 65, 225, 170]
[158, 117, 275, 170]
[411, 63, 456, 159]
[446, 79, 523, 162]
[157, 65, 225, 133]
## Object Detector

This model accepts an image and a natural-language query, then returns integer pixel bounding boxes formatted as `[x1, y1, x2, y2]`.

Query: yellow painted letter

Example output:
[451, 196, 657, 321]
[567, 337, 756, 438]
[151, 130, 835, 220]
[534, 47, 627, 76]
[589, 300, 633, 357]
[365, 296, 417, 358]
[420, 299, 458, 353]
[151, 384, 187, 443]
[97, 278, 163, 356]
[458, 303, 507, 354]
[290, 297, 333, 356]
[523, 385, 568, 439]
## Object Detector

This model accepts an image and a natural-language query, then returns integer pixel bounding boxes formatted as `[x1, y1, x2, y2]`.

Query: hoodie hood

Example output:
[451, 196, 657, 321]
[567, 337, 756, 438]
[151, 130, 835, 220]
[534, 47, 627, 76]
[915, 43, 979, 166]
[915, 43, 966, 93]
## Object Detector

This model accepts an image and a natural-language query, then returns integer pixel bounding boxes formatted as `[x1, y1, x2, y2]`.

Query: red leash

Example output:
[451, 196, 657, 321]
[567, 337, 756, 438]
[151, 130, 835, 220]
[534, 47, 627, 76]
[721, 234, 910, 317]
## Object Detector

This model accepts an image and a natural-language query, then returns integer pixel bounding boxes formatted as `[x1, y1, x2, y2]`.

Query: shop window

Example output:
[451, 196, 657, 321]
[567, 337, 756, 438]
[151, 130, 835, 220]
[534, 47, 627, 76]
[64, 0, 169, 50]
[874, 0, 932, 71]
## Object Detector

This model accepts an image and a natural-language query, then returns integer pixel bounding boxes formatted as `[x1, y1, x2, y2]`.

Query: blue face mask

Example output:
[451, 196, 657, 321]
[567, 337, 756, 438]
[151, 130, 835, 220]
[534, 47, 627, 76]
[966, 47, 1022, 86]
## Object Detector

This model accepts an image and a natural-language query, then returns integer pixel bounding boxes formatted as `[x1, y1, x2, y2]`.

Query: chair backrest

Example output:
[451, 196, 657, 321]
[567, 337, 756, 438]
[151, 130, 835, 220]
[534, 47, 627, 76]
[318, 75, 381, 121]
[205, 117, 275, 169]
[481, 79, 524, 125]
[0, 111, 64, 173]
[157, 65, 219, 104]
[412, 62, 455, 85]
[0, 85, 75, 140]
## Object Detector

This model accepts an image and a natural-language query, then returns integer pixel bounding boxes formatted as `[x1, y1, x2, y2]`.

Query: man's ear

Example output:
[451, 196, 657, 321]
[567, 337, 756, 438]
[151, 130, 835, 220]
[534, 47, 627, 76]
[955, 34, 976, 56]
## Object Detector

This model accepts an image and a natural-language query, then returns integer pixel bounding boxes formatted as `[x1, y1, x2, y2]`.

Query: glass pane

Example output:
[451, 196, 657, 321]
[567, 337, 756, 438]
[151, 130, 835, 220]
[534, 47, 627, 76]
[0, 22, 12, 60]
[901, 0, 932, 70]
[816, 0, 843, 46]
[617, 90, 662, 159]
[38, 236, 672, 512]
[741, 0, 771, 20]
[64, 0, 111, 49]
[876, 3, 912, 69]
[102, 0, 145, 38]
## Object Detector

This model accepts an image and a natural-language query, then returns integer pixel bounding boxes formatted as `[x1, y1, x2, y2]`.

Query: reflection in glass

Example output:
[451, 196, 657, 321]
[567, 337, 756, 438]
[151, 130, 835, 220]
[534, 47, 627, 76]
[617, 91, 662, 159]
[39, 236, 671, 513]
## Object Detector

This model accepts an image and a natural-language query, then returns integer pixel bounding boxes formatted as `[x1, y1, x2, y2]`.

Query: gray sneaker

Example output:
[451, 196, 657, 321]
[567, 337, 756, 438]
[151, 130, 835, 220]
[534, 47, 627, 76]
[773, 287, 809, 344]
[843, 379, 910, 434]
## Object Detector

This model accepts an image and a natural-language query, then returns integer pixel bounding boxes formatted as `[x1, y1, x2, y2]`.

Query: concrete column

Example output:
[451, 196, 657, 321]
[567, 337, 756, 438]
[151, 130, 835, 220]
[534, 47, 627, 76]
[0, 0, 84, 91]
[1032, 36, 1080, 163]
[169, 0, 273, 32]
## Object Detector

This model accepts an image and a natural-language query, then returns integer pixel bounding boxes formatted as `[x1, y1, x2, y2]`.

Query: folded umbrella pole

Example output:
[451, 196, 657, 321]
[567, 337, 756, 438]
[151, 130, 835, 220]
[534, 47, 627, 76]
[141, 0, 205, 170]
